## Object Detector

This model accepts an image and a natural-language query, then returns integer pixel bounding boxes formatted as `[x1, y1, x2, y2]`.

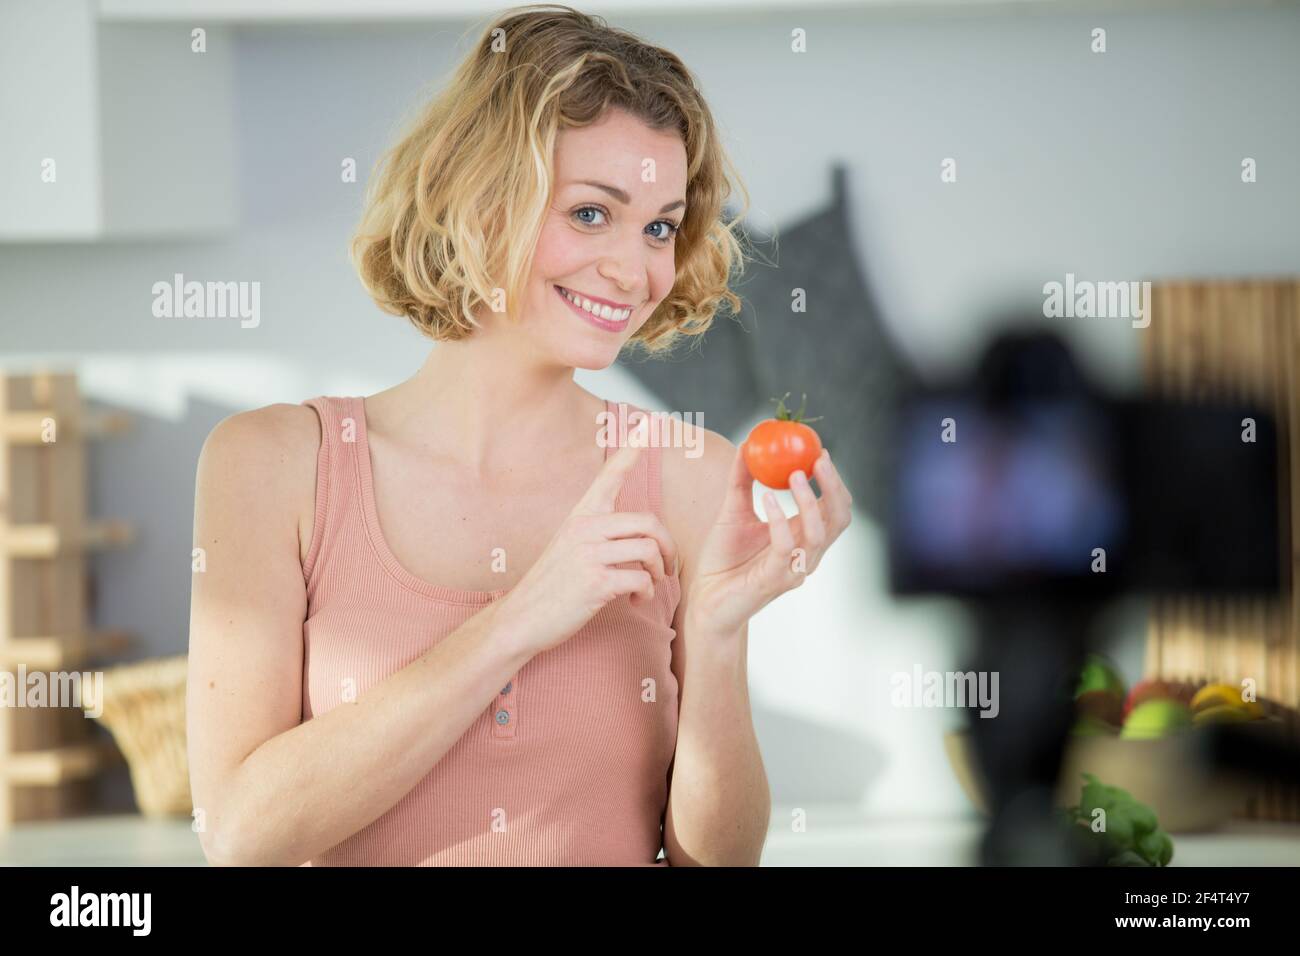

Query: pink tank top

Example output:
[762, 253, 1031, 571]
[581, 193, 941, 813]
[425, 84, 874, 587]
[298, 395, 680, 865]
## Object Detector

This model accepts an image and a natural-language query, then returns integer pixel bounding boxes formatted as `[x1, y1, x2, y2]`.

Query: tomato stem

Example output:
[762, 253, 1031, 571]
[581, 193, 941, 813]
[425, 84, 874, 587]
[770, 391, 824, 424]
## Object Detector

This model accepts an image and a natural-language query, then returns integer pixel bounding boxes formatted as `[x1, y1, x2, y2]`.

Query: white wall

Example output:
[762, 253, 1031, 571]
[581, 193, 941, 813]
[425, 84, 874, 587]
[2, 4, 1297, 820]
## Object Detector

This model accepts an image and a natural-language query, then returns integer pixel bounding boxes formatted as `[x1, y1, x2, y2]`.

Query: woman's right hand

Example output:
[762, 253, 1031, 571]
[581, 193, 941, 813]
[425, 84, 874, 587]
[492, 415, 679, 655]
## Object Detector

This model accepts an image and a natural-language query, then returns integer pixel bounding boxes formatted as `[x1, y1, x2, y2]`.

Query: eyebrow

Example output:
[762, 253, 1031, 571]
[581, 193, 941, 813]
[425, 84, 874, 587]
[574, 180, 686, 215]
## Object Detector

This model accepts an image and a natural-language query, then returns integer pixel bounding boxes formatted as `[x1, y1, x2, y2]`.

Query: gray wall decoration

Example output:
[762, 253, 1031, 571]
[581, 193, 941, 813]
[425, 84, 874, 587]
[617, 164, 916, 523]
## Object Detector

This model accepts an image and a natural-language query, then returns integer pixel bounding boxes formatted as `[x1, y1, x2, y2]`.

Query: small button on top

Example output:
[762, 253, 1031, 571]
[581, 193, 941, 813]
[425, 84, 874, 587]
[494, 709, 510, 725]
[500, 682, 512, 696]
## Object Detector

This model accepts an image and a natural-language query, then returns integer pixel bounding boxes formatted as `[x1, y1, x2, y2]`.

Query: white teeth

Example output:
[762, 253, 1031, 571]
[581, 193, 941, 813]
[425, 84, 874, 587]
[560, 287, 630, 323]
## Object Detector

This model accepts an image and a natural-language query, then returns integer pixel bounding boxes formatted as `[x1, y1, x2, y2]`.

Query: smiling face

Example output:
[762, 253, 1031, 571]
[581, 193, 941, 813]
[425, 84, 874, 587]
[516, 107, 688, 369]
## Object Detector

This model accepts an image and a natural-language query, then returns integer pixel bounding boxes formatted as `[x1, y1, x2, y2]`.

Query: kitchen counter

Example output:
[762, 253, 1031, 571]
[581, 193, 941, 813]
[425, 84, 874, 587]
[2, 809, 1298, 866]
[760, 805, 1300, 866]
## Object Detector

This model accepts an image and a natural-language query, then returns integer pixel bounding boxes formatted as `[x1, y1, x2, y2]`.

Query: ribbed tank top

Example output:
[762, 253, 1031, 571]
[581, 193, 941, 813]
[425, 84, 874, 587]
[298, 395, 681, 866]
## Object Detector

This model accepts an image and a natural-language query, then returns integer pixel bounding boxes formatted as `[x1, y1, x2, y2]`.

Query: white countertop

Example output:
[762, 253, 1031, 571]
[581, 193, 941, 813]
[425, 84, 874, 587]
[760, 805, 1300, 866]
[2, 808, 1298, 866]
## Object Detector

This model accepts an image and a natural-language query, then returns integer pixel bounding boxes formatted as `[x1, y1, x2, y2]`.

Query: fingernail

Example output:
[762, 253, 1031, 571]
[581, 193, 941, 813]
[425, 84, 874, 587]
[791, 470, 808, 487]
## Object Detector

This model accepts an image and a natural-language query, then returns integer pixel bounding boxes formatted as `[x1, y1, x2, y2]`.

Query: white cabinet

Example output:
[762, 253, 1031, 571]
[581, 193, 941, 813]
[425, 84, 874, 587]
[0, 0, 236, 241]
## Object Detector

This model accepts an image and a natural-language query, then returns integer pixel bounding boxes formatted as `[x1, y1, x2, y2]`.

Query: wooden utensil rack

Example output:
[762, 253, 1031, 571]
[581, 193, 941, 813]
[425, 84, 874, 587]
[0, 371, 134, 830]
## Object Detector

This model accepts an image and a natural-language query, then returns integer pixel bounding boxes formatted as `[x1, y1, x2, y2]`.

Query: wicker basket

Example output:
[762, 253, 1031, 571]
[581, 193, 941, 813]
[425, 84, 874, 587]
[82, 655, 192, 818]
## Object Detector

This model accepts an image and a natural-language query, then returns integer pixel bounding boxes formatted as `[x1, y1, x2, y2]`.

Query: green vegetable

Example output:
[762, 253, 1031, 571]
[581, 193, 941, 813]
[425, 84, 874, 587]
[1058, 772, 1174, 866]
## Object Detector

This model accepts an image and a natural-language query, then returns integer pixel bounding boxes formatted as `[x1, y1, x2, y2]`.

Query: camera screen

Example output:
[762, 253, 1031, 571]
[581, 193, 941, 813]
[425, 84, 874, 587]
[888, 397, 1127, 596]
[888, 392, 1281, 597]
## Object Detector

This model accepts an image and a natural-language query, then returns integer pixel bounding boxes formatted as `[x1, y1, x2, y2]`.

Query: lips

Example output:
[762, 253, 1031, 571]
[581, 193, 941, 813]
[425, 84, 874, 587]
[555, 285, 631, 332]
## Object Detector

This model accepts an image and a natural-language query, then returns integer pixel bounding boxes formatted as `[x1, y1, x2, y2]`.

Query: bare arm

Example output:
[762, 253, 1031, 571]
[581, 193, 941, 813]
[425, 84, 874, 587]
[186, 405, 533, 867]
[663, 608, 769, 866]
[661, 428, 771, 866]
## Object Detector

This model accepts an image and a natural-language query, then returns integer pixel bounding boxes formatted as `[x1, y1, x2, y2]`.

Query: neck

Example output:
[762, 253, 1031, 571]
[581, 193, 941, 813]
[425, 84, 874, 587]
[376, 330, 597, 476]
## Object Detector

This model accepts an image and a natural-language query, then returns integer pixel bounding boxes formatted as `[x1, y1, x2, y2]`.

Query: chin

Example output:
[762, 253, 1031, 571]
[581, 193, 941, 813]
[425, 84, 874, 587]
[562, 343, 624, 372]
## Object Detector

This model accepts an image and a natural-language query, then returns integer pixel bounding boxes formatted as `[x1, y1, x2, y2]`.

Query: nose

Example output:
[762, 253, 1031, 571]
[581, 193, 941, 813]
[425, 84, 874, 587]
[597, 230, 649, 301]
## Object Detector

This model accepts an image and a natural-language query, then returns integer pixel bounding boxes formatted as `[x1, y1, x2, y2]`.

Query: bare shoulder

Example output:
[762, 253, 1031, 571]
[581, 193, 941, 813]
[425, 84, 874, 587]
[658, 418, 738, 578]
[196, 403, 321, 557]
[199, 402, 320, 477]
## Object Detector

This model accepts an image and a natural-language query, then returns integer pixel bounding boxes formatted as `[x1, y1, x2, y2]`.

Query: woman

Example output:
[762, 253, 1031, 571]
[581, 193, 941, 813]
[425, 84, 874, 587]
[187, 4, 852, 867]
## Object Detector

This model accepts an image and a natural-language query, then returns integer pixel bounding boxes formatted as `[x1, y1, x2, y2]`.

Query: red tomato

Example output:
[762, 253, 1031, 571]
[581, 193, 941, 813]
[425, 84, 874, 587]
[742, 394, 825, 490]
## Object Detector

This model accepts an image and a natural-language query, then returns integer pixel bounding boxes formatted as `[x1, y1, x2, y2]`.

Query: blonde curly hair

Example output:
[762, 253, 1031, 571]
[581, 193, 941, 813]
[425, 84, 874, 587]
[349, 3, 751, 356]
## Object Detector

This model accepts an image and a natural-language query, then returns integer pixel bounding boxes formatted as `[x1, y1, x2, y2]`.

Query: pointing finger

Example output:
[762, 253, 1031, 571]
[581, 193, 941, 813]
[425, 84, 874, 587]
[574, 413, 650, 515]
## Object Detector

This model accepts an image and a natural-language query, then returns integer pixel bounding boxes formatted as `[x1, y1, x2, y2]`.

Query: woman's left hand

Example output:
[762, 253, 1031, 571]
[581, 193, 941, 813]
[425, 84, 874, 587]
[686, 445, 853, 637]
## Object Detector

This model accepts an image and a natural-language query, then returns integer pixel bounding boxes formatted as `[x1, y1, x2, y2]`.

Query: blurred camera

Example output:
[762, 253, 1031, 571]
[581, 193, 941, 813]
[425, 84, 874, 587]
[887, 329, 1283, 600]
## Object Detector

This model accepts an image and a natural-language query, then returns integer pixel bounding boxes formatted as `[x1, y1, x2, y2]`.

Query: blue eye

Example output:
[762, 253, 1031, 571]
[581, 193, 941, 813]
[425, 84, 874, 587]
[647, 220, 680, 243]
[572, 205, 680, 246]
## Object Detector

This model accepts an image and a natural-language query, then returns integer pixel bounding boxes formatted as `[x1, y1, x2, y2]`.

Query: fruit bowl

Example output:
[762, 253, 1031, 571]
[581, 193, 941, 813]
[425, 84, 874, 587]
[944, 725, 1262, 833]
